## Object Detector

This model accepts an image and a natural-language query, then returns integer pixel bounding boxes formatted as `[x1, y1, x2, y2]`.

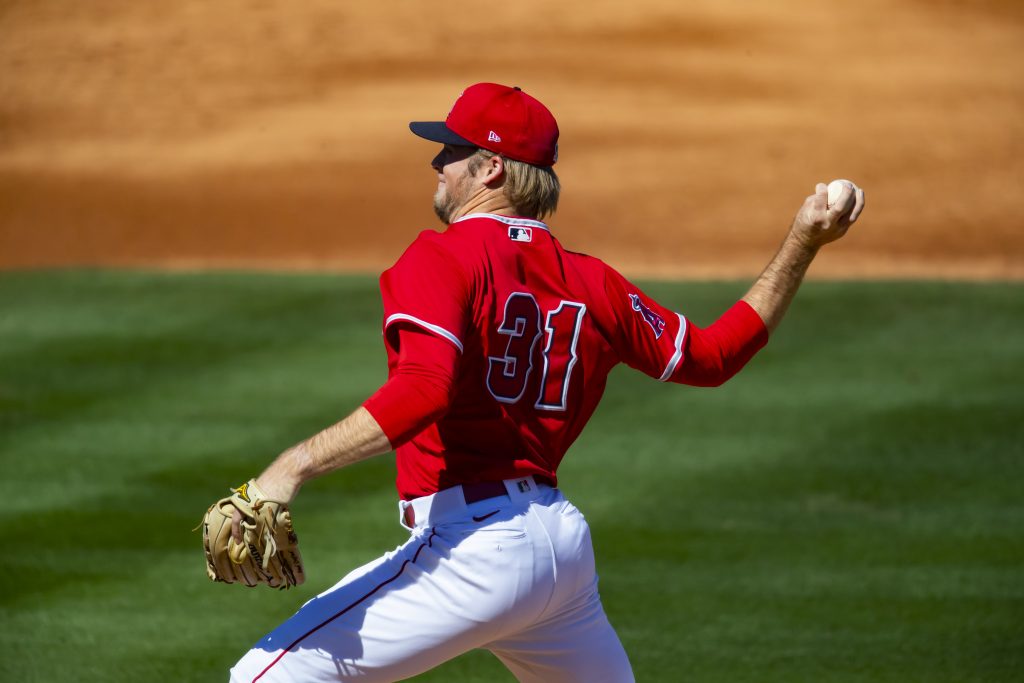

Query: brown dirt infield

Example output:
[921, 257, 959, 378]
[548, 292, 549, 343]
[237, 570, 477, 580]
[2, 0, 1022, 279]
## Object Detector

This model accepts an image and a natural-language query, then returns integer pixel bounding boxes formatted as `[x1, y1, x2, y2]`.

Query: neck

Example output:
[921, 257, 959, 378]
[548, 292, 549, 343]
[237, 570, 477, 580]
[450, 189, 517, 222]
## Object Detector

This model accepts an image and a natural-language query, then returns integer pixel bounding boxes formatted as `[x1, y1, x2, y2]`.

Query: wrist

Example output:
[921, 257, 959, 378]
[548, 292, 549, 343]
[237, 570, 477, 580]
[257, 447, 307, 502]
[786, 224, 824, 255]
[255, 472, 302, 503]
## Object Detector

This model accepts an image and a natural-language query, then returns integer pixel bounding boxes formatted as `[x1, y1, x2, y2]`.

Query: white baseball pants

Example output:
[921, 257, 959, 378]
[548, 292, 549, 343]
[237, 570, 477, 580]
[230, 476, 634, 682]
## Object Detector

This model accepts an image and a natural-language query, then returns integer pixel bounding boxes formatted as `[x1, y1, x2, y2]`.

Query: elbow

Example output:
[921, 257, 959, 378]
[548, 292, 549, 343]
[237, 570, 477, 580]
[674, 354, 745, 387]
[684, 371, 732, 388]
[362, 373, 454, 447]
[423, 391, 454, 424]
[675, 303, 769, 387]
[706, 359, 745, 387]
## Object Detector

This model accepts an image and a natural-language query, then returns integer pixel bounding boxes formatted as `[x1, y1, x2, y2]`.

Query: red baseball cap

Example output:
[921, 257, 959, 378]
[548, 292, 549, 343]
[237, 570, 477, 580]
[410, 83, 559, 166]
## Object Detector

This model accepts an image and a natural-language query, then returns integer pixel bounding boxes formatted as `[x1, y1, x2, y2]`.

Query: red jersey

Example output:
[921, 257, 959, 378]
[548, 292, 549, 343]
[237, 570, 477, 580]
[376, 213, 707, 500]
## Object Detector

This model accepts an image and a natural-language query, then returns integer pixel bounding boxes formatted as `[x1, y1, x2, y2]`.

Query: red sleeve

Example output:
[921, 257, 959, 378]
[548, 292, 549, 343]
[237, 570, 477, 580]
[602, 266, 690, 380]
[603, 264, 768, 386]
[671, 301, 769, 387]
[379, 233, 471, 354]
[362, 326, 459, 446]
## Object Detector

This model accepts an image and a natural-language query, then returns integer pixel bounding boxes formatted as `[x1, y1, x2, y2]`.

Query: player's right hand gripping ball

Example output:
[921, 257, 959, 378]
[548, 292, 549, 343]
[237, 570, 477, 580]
[201, 479, 305, 589]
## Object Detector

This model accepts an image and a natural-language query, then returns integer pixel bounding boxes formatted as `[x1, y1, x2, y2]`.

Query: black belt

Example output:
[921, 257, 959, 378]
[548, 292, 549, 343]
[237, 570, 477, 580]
[403, 477, 556, 528]
[461, 476, 555, 504]
[461, 480, 510, 504]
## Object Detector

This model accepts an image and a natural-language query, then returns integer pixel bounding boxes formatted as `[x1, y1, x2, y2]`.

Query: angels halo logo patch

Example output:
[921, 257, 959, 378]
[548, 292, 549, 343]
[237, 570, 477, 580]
[629, 294, 666, 339]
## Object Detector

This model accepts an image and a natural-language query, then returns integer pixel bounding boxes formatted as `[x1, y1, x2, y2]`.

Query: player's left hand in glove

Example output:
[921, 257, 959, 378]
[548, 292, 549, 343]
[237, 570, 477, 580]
[201, 479, 305, 589]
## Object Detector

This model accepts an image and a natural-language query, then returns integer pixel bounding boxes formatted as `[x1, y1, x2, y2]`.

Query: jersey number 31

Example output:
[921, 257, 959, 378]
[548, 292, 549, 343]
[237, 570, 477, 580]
[486, 293, 586, 412]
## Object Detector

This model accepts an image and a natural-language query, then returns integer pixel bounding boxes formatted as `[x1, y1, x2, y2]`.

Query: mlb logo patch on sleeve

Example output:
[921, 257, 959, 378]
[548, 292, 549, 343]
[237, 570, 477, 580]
[508, 226, 533, 243]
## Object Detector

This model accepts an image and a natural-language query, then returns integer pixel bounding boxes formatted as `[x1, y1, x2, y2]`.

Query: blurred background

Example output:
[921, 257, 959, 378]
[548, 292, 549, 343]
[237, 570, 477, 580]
[3, 3, 1023, 681]
[2, 0, 1022, 278]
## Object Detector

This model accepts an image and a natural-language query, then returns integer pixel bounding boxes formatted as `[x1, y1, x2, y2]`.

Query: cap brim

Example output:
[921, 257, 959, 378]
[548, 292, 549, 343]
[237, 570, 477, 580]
[409, 121, 476, 147]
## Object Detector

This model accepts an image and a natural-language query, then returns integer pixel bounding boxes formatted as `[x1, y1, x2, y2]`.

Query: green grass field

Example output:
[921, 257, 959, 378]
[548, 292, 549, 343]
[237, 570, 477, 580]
[1, 270, 1022, 682]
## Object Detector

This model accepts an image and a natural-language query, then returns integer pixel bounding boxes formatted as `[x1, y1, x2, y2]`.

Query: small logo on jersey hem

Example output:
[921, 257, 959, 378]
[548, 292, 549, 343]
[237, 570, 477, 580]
[516, 479, 532, 493]
[630, 294, 666, 339]
[508, 226, 532, 243]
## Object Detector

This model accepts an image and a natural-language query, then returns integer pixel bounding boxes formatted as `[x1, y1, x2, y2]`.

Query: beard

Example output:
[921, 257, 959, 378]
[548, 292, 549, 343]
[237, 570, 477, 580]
[432, 189, 456, 225]
[432, 171, 472, 225]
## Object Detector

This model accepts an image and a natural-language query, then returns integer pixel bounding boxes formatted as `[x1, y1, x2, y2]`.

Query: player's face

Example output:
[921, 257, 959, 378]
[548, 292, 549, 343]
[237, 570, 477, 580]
[431, 144, 478, 224]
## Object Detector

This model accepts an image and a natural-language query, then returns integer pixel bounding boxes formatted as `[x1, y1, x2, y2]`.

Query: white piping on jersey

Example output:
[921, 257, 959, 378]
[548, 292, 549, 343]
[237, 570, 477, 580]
[658, 313, 688, 382]
[384, 314, 464, 353]
[454, 213, 551, 231]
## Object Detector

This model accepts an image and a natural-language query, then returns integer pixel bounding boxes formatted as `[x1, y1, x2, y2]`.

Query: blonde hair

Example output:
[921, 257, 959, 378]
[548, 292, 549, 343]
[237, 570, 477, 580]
[470, 150, 560, 219]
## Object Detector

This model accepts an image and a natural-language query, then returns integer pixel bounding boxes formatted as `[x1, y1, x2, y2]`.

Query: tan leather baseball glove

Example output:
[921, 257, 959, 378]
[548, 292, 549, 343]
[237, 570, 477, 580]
[201, 479, 305, 589]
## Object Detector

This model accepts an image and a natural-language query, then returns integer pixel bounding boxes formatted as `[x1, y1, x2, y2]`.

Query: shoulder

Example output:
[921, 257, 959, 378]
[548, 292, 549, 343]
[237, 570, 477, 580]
[557, 246, 620, 289]
[389, 228, 468, 269]
[396, 216, 512, 269]
[401, 228, 450, 256]
[381, 228, 475, 296]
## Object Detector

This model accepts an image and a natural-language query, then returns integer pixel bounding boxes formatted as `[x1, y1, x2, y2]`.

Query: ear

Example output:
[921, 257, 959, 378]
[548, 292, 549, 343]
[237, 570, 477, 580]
[478, 154, 505, 186]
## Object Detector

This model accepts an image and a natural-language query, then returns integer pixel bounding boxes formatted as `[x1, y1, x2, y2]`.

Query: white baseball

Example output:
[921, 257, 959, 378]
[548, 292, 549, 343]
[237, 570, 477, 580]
[827, 179, 854, 209]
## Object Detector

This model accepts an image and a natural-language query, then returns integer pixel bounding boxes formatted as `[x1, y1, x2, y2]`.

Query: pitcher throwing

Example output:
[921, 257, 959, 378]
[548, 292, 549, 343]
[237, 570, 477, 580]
[215, 82, 865, 682]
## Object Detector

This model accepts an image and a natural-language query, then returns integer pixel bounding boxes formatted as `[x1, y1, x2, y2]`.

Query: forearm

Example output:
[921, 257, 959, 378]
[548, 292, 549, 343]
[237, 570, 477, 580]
[256, 407, 392, 502]
[743, 180, 866, 332]
[741, 230, 819, 334]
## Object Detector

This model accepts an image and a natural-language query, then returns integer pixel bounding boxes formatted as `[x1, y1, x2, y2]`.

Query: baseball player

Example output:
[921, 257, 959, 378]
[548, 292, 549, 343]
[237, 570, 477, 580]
[225, 82, 865, 682]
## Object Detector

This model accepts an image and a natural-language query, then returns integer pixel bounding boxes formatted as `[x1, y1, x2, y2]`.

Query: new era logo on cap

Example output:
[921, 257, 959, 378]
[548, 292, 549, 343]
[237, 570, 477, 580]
[409, 83, 560, 167]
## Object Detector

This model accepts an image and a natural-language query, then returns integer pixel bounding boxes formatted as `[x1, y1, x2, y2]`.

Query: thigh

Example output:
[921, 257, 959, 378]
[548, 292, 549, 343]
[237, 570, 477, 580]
[488, 582, 634, 683]
[230, 523, 535, 683]
[487, 498, 634, 683]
